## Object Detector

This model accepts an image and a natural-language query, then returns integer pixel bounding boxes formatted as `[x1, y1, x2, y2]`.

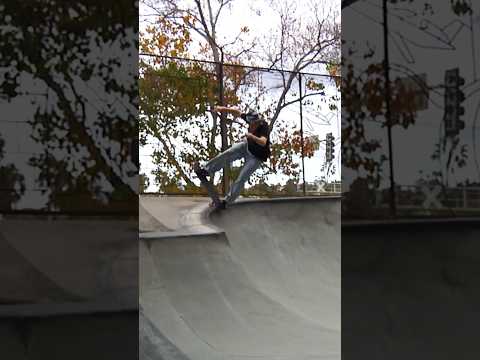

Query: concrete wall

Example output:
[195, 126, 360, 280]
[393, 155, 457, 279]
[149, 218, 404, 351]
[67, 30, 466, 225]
[342, 220, 480, 359]
[0, 312, 137, 360]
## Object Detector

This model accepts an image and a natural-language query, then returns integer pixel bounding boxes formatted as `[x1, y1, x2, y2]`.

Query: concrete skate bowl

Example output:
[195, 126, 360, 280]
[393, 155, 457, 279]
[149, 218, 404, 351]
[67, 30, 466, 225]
[0, 231, 80, 304]
[0, 218, 138, 305]
[342, 219, 480, 359]
[0, 218, 138, 360]
[140, 196, 340, 360]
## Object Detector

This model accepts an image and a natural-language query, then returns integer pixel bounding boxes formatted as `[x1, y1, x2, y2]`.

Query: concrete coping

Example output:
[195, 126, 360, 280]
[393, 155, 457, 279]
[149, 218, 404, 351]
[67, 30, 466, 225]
[221, 195, 341, 207]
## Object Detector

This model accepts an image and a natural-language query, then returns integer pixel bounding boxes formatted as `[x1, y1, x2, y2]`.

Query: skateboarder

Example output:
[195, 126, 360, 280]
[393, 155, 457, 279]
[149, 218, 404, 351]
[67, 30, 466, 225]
[195, 105, 271, 209]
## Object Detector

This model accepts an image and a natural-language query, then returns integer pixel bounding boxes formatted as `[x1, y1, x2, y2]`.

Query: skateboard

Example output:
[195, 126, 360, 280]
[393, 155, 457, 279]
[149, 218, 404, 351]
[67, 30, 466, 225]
[194, 163, 225, 211]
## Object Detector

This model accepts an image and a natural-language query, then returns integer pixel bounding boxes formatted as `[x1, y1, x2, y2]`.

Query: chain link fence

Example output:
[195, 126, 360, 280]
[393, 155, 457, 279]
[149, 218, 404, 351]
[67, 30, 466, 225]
[139, 54, 341, 198]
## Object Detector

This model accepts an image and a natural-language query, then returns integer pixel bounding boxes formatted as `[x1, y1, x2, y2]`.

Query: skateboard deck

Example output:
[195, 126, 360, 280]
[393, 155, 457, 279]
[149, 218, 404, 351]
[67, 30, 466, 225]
[194, 164, 223, 210]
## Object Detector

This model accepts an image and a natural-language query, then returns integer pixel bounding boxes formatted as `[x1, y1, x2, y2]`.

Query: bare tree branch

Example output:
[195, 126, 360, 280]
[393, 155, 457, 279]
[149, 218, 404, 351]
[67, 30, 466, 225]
[215, 0, 234, 25]
[280, 90, 328, 110]
[260, 0, 340, 129]
[157, 134, 195, 186]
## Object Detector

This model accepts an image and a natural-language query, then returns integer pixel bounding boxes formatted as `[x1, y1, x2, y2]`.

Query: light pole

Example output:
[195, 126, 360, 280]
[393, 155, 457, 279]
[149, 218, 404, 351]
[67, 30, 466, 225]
[218, 47, 229, 195]
[383, 0, 396, 217]
[344, 0, 396, 216]
[298, 73, 306, 196]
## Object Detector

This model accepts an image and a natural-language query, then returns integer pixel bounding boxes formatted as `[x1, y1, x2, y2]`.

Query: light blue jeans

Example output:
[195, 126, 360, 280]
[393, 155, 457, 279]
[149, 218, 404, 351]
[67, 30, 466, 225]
[203, 140, 261, 204]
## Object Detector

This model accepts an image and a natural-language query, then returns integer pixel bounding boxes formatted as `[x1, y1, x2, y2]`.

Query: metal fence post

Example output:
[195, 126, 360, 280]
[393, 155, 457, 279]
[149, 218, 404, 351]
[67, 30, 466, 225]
[298, 73, 306, 196]
[218, 49, 229, 195]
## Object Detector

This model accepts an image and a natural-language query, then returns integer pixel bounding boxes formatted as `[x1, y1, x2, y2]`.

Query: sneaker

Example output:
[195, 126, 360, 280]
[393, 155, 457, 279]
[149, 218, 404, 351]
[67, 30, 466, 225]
[210, 200, 226, 210]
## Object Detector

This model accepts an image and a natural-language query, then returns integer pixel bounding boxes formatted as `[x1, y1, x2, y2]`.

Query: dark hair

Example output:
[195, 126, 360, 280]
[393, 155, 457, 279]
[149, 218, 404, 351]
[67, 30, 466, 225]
[245, 111, 259, 122]
[248, 116, 265, 133]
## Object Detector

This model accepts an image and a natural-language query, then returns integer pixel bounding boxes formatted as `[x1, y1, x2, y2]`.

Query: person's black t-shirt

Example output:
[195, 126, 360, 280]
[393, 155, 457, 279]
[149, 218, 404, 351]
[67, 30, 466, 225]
[240, 113, 271, 162]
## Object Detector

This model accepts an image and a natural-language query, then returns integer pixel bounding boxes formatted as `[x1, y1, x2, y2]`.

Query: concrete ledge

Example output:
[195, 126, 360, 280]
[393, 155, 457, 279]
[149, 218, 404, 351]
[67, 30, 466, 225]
[0, 298, 137, 318]
[140, 227, 224, 240]
[343, 216, 480, 227]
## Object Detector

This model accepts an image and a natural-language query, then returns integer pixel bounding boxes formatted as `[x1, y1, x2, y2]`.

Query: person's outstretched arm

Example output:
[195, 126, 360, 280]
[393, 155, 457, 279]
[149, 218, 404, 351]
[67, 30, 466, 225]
[213, 106, 242, 118]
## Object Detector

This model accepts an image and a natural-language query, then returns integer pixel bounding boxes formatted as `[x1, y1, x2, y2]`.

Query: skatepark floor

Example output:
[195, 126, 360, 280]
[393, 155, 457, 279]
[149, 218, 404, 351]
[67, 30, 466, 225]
[139, 195, 341, 360]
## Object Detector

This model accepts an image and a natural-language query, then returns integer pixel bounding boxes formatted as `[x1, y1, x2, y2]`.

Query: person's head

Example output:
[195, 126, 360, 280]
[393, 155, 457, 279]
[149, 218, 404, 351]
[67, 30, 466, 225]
[244, 110, 260, 123]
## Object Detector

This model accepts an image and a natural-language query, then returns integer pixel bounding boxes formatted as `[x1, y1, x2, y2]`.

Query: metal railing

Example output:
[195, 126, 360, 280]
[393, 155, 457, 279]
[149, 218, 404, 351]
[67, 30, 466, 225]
[342, 183, 480, 219]
[391, 185, 480, 210]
